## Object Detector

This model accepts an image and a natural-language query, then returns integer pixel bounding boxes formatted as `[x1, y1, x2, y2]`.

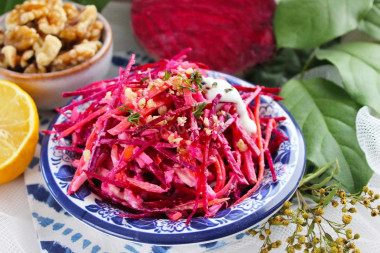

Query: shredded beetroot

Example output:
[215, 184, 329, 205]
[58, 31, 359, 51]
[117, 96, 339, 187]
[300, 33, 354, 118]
[48, 50, 287, 222]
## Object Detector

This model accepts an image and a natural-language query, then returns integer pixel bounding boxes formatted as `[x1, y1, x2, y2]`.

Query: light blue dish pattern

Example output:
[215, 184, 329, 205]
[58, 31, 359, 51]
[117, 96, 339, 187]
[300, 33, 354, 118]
[41, 70, 306, 245]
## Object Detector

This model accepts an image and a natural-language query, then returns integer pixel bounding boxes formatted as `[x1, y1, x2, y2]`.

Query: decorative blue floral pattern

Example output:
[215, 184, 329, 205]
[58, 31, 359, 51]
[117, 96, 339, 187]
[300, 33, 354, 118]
[40, 71, 306, 245]
[86, 199, 124, 221]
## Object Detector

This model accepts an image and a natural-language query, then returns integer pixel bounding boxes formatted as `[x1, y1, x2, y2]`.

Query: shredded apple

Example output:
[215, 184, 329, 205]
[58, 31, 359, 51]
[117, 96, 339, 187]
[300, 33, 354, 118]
[45, 49, 288, 224]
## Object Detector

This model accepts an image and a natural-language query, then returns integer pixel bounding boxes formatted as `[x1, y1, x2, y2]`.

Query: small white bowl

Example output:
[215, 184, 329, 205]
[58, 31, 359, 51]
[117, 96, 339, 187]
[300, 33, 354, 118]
[0, 5, 113, 110]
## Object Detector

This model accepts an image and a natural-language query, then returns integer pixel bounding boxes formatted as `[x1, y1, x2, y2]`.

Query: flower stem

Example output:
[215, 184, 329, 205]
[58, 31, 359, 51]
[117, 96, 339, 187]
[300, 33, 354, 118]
[299, 48, 318, 81]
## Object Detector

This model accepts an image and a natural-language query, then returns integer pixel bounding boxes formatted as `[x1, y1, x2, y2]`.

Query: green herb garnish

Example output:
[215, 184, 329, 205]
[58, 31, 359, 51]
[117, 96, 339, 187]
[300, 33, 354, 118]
[117, 105, 141, 125]
[224, 88, 233, 93]
[193, 102, 207, 118]
[189, 70, 203, 90]
[140, 77, 149, 82]
[163, 70, 173, 81]
[117, 104, 133, 113]
[181, 70, 203, 92]
[127, 112, 141, 126]
[180, 85, 199, 92]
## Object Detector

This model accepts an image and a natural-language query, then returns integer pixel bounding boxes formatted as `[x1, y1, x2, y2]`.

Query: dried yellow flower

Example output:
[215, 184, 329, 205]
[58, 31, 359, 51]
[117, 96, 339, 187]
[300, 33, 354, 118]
[335, 237, 344, 245]
[298, 235, 306, 244]
[315, 207, 324, 216]
[342, 214, 352, 224]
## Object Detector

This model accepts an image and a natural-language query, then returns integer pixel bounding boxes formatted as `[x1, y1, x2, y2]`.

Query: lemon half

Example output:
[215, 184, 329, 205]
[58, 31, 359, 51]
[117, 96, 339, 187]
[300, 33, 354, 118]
[0, 80, 39, 184]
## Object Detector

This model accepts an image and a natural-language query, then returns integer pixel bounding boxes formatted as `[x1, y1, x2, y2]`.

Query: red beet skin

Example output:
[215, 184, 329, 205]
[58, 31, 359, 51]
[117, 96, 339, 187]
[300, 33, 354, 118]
[131, 0, 276, 74]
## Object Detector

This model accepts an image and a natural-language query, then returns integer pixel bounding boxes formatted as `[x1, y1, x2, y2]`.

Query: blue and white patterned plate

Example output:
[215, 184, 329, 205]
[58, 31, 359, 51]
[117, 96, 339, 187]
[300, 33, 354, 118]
[40, 70, 306, 245]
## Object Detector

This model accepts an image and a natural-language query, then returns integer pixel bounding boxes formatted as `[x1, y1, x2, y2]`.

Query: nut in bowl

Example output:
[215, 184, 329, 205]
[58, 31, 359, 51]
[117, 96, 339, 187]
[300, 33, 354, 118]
[40, 52, 306, 245]
[0, 1, 113, 110]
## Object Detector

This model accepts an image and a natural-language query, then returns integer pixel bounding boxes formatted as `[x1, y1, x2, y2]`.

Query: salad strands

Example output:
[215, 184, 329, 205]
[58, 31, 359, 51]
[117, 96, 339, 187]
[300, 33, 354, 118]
[46, 50, 288, 222]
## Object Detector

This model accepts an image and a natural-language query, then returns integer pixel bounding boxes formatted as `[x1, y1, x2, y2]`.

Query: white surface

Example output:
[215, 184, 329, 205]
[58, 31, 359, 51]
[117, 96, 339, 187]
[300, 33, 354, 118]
[1, 2, 380, 253]
[0, 176, 41, 253]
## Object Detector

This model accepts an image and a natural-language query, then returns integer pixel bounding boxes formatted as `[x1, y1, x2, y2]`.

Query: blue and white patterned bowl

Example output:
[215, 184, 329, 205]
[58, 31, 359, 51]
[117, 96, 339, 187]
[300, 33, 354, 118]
[40, 70, 306, 245]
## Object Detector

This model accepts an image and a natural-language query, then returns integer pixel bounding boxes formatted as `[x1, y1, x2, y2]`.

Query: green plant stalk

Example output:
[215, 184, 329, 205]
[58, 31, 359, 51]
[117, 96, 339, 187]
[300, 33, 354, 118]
[299, 48, 317, 81]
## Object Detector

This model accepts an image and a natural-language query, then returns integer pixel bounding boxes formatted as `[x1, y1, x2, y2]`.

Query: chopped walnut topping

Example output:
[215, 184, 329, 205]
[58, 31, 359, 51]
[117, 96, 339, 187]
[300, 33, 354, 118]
[168, 133, 183, 144]
[154, 78, 164, 87]
[146, 99, 156, 108]
[171, 76, 182, 90]
[104, 91, 112, 100]
[158, 106, 168, 115]
[138, 98, 146, 108]
[146, 115, 153, 123]
[203, 117, 210, 127]
[204, 128, 212, 136]
[124, 88, 137, 101]
[177, 117, 187, 126]
[237, 139, 248, 152]
[212, 115, 218, 124]
[185, 68, 194, 74]
[83, 149, 91, 162]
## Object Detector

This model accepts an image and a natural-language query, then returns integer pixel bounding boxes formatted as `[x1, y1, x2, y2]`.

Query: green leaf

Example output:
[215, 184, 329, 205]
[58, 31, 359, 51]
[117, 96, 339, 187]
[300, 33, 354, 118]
[244, 48, 314, 87]
[71, 0, 110, 12]
[322, 183, 340, 208]
[359, 0, 380, 40]
[316, 42, 380, 113]
[280, 78, 373, 193]
[325, 232, 334, 242]
[274, 0, 372, 49]
[0, 0, 23, 15]
[307, 221, 315, 235]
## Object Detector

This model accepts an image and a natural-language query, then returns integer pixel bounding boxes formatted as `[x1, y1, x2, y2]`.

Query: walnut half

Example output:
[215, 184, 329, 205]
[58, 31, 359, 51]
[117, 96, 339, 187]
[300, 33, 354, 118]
[35, 35, 62, 68]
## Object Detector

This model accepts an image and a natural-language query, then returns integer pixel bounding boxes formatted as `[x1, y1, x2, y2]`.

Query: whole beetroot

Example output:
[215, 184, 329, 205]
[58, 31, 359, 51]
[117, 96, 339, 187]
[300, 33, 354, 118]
[131, 0, 276, 74]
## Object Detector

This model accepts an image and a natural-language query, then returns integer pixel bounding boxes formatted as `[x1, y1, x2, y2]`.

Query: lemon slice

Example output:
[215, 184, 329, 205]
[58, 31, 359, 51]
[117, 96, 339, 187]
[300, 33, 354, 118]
[0, 80, 39, 184]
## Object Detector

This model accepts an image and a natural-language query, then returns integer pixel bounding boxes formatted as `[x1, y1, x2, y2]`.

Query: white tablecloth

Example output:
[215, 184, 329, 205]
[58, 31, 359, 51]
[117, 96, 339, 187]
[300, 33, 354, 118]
[1, 2, 380, 253]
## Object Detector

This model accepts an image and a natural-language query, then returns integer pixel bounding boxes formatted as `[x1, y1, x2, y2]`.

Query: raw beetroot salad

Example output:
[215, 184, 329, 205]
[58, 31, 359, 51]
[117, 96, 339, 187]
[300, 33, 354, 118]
[45, 49, 288, 224]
